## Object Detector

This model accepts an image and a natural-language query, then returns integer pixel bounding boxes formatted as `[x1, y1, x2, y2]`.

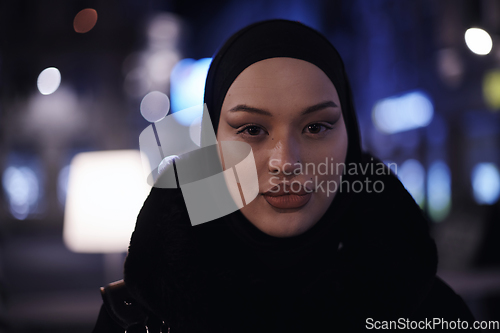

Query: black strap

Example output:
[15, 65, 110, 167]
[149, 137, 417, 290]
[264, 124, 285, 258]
[100, 279, 148, 330]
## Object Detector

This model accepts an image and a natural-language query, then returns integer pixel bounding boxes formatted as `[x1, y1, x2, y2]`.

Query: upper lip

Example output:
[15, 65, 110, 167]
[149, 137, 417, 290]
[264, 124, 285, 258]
[262, 183, 312, 197]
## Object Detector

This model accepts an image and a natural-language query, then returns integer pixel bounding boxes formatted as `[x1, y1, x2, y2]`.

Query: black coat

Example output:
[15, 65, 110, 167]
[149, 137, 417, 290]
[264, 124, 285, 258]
[92, 277, 476, 332]
[92, 152, 478, 333]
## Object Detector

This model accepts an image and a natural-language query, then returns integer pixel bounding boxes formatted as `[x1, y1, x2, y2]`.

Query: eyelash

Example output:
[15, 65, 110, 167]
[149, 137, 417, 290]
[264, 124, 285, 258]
[236, 123, 334, 137]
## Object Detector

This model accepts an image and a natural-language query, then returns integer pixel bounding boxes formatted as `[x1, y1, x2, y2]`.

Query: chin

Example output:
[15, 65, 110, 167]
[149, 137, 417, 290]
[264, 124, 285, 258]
[264, 223, 310, 237]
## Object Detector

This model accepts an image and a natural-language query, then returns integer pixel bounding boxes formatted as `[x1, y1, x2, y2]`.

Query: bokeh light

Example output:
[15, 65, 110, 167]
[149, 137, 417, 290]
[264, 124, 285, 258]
[465, 28, 493, 55]
[427, 161, 451, 222]
[399, 159, 425, 207]
[124, 67, 151, 98]
[58, 165, 70, 206]
[472, 163, 500, 205]
[147, 13, 181, 49]
[147, 50, 180, 85]
[64, 150, 150, 253]
[140, 91, 170, 123]
[436, 48, 463, 88]
[171, 104, 204, 127]
[73, 8, 98, 33]
[372, 91, 433, 134]
[383, 160, 398, 174]
[170, 58, 212, 113]
[2, 166, 40, 220]
[37, 67, 61, 95]
[483, 69, 500, 111]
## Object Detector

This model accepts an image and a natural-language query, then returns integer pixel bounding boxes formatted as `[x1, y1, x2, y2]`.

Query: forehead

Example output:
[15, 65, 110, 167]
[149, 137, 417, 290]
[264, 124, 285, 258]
[221, 57, 340, 114]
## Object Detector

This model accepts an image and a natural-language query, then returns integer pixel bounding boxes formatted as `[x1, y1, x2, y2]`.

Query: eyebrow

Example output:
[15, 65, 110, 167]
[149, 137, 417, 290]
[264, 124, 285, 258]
[228, 100, 338, 116]
[301, 101, 339, 115]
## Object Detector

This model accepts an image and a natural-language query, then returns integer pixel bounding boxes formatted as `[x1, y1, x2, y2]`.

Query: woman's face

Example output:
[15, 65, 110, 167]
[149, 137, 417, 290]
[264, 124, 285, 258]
[217, 57, 348, 237]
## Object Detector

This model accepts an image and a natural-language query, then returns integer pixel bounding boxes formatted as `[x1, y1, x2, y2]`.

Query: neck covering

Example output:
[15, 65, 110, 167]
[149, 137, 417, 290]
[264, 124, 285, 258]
[124, 19, 438, 332]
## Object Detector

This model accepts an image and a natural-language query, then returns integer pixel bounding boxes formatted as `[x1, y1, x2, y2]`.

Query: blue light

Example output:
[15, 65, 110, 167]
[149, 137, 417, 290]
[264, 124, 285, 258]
[170, 58, 212, 126]
[472, 163, 500, 205]
[427, 161, 451, 222]
[58, 165, 70, 206]
[383, 160, 398, 174]
[2, 166, 40, 220]
[426, 114, 448, 145]
[372, 91, 434, 134]
[398, 159, 425, 207]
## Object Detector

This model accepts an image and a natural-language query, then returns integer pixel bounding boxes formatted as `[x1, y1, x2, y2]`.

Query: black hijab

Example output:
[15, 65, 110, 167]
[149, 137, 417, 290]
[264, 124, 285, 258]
[124, 19, 438, 332]
[202, 19, 361, 165]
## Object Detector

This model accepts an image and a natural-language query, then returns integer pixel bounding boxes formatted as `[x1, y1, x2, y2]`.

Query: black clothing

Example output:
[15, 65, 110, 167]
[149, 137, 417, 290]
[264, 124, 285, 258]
[92, 155, 477, 332]
[92, 19, 477, 332]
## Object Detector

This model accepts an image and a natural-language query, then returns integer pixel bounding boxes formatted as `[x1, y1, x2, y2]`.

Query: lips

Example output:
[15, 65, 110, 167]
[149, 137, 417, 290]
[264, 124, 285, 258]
[263, 193, 312, 209]
[262, 183, 312, 209]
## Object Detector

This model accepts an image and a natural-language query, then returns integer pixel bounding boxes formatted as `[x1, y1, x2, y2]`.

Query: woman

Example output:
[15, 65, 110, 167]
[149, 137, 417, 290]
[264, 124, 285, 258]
[93, 19, 476, 332]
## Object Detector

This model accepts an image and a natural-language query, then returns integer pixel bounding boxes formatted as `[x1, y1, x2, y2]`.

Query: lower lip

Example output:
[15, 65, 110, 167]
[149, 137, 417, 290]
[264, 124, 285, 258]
[263, 193, 312, 209]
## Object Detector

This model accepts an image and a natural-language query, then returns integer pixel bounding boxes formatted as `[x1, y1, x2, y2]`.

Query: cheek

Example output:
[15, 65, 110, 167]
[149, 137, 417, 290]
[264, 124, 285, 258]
[329, 127, 349, 168]
[311, 138, 348, 174]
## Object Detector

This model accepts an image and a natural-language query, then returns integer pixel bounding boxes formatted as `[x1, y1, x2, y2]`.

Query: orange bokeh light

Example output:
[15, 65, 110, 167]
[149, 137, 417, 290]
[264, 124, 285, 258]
[73, 8, 98, 33]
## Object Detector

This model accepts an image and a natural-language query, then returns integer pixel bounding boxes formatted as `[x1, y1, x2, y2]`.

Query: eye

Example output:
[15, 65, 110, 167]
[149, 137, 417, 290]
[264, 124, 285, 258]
[304, 123, 332, 134]
[237, 125, 266, 136]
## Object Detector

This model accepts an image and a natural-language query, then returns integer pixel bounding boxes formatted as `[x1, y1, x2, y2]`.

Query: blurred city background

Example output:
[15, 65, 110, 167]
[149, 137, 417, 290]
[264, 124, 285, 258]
[1, 0, 500, 331]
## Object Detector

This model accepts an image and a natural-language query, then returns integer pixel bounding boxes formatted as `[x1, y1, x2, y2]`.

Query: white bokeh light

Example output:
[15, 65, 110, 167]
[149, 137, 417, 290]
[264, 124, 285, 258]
[465, 28, 493, 55]
[64, 150, 151, 253]
[140, 91, 170, 123]
[2, 166, 39, 220]
[472, 163, 500, 205]
[37, 67, 61, 95]
[372, 91, 433, 134]
[147, 50, 180, 85]
[170, 58, 212, 115]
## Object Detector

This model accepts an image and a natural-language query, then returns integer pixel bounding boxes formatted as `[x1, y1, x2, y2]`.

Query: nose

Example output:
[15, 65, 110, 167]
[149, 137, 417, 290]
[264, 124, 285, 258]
[268, 136, 302, 177]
